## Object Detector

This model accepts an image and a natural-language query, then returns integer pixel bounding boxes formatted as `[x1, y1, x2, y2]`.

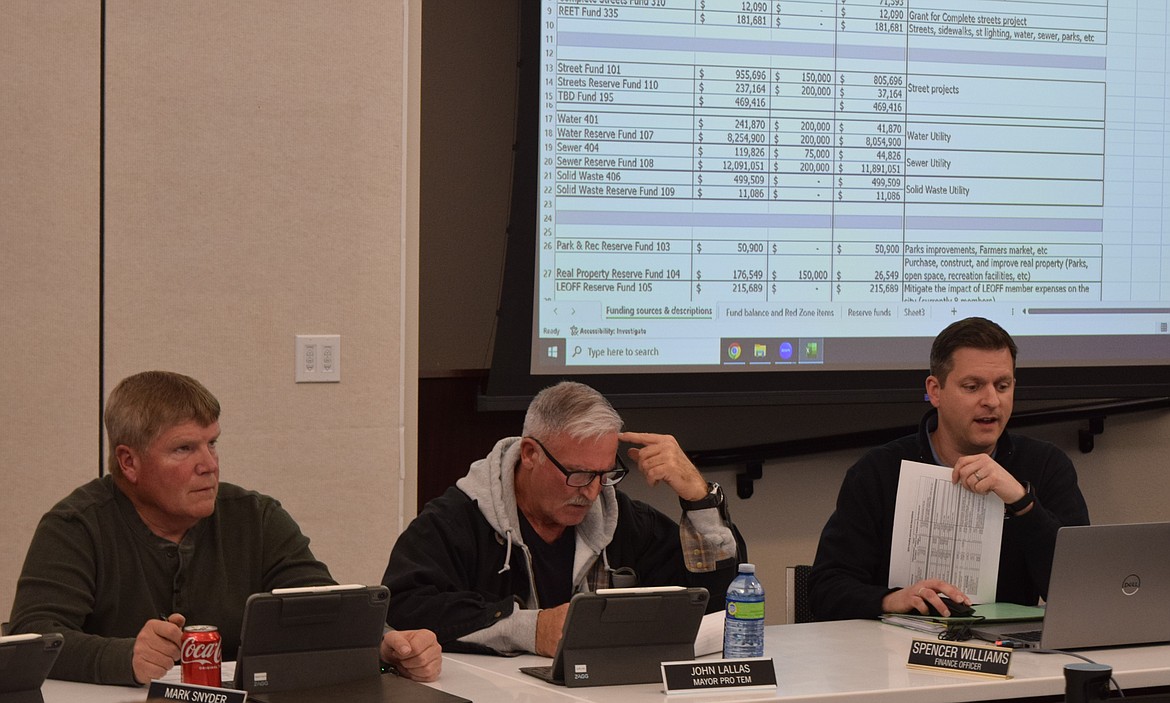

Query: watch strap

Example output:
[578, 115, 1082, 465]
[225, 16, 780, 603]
[1005, 482, 1035, 515]
[679, 482, 723, 511]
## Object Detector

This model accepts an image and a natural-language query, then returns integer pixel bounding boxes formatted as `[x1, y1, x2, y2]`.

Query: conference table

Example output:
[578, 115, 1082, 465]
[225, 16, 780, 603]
[40, 620, 1170, 703]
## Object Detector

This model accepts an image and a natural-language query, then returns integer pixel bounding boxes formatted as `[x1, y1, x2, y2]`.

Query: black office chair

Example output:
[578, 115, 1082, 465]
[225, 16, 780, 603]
[785, 564, 813, 624]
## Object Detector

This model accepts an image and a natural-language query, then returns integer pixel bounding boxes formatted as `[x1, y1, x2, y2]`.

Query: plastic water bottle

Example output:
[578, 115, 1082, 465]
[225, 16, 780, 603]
[723, 563, 765, 658]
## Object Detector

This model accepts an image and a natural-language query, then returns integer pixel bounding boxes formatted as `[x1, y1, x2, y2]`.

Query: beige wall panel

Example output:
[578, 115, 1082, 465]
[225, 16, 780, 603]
[0, 2, 100, 621]
[103, 1, 410, 585]
[1071, 411, 1170, 524]
[403, 0, 422, 524]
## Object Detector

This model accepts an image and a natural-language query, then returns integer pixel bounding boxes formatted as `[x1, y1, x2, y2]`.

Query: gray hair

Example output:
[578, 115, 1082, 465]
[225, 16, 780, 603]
[522, 381, 622, 440]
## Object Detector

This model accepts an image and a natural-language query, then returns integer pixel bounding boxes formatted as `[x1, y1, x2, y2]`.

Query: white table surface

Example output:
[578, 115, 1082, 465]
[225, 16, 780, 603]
[40, 620, 1170, 703]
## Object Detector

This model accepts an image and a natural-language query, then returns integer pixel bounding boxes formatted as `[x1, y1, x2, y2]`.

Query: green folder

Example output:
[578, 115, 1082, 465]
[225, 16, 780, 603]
[971, 602, 1045, 622]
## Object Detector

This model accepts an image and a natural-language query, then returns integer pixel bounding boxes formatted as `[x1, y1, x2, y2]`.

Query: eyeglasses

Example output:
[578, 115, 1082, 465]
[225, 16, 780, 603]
[527, 437, 628, 487]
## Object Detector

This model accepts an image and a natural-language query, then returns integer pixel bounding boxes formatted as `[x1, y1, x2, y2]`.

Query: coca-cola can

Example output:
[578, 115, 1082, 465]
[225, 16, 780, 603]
[181, 625, 222, 687]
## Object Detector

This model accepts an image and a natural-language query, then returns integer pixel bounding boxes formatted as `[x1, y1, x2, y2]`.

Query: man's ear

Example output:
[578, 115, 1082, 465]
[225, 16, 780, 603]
[115, 445, 140, 484]
[518, 438, 539, 471]
[925, 375, 942, 408]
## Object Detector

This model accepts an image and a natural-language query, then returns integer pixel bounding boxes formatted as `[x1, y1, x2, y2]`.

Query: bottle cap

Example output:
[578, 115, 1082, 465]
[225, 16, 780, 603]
[738, 563, 755, 573]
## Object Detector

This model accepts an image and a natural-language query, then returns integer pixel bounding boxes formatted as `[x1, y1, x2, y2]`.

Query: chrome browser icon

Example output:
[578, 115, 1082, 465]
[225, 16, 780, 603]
[727, 342, 742, 360]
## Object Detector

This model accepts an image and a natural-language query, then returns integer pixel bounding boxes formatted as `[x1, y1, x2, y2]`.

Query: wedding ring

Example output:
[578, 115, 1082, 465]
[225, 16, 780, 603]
[974, 472, 982, 481]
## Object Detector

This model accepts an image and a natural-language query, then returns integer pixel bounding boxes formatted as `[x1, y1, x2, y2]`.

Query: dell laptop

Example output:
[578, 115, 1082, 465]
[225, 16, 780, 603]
[973, 522, 1170, 650]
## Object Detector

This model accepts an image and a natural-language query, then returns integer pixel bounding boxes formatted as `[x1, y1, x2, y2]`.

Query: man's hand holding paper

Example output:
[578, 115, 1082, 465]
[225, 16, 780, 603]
[889, 460, 1005, 606]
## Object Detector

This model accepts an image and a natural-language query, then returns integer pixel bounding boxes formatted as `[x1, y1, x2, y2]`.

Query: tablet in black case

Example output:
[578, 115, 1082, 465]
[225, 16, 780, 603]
[0, 632, 63, 703]
[520, 586, 709, 687]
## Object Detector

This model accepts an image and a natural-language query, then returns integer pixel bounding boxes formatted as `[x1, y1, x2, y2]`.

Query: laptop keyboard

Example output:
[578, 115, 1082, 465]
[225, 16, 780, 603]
[1009, 630, 1043, 642]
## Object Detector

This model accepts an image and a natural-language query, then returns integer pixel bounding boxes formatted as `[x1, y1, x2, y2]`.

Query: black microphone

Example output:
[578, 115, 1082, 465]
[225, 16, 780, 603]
[1063, 662, 1111, 703]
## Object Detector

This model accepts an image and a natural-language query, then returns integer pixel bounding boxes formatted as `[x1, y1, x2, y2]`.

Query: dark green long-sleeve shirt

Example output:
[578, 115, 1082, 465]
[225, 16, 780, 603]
[8, 476, 334, 685]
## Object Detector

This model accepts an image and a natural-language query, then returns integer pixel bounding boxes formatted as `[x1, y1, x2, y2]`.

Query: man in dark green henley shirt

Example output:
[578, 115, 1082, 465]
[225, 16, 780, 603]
[8, 371, 441, 686]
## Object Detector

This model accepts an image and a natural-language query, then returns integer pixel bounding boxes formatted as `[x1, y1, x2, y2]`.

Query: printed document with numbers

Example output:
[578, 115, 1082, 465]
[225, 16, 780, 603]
[889, 460, 1003, 604]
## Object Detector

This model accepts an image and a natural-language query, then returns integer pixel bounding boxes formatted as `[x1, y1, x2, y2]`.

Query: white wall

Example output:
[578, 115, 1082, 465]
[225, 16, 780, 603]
[0, 1, 101, 624]
[1, 0, 422, 622]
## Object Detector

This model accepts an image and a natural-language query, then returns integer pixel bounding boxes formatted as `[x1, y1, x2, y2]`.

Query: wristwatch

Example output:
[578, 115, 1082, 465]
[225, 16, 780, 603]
[679, 482, 723, 511]
[1004, 482, 1035, 516]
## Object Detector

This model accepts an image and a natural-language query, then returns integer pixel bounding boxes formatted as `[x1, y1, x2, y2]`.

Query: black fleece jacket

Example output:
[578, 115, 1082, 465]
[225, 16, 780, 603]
[809, 409, 1090, 621]
[383, 486, 744, 652]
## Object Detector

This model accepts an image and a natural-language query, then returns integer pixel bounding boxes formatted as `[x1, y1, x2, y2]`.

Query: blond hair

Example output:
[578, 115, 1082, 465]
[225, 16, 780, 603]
[105, 371, 220, 476]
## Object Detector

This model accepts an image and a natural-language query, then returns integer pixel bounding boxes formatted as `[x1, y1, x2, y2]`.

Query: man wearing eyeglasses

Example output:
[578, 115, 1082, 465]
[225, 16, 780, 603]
[381, 381, 745, 656]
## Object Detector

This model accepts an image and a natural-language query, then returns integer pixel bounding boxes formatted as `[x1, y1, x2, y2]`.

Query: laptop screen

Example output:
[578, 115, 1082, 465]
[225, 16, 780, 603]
[974, 522, 1170, 650]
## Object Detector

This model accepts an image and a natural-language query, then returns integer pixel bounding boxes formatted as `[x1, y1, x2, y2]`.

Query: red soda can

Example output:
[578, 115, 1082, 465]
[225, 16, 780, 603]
[181, 625, 222, 687]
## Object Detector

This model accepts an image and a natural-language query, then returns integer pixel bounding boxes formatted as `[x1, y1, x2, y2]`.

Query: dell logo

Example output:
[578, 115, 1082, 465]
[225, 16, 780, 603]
[1121, 574, 1141, 596]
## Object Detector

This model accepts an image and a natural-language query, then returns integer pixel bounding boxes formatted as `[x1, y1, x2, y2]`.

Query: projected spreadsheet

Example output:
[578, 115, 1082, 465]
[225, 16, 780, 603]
[536, 1, 1170, 369]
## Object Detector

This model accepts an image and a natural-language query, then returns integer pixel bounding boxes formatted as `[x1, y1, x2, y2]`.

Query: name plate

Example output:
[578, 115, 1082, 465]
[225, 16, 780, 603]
[906, 638, 1013, 678]
[661, 657, 777, 694]
[146, 680, 248, 703]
